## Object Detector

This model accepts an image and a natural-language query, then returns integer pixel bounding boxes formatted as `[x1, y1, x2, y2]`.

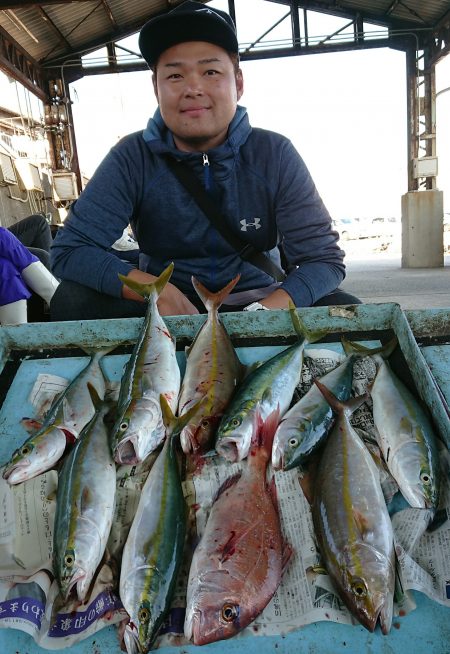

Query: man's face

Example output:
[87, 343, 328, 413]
[153, 41, 243, 152]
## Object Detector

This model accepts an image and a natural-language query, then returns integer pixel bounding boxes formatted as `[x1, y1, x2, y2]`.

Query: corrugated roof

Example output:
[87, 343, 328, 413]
[0, 1, 449, 69]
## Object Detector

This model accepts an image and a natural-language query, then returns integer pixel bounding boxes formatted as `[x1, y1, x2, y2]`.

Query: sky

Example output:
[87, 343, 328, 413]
[68, 0, 450, 219]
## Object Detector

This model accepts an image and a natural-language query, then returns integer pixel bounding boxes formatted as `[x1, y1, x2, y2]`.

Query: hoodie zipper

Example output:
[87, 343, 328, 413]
[202, 153, 211, 192]
[202, 152, 217, 287]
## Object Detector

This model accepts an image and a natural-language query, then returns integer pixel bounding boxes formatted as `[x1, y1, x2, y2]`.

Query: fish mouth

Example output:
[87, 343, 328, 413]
[180, 426, 197, 455]
[60, 569, 86, 603]
[216, 438, 241, 463]
[114, 438, 140, 465]
[2, 461, 30, 484]
[123, 622, 141, 654]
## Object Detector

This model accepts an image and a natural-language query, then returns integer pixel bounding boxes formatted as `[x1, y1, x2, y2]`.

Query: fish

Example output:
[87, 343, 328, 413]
[178, 275, 244, 455]
[53, 384, 117, 603]
[2, 346, 113, 485]
[272, 353, 357, 471]
[110, 264, 181, 464]
[215, 305, 322, 463]
[184, 409, 290, 646]
[342, 337, 441, 510]
[119, 395, 202, 654]
[312, 380, 395, 634]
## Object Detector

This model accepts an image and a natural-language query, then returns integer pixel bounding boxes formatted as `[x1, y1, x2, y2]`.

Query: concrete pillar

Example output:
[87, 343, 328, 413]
[401, 190, 444, 268]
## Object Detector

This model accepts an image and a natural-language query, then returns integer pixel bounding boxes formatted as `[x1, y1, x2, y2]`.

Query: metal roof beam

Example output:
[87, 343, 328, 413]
[0, 1, 91, 7]
[100, 0, 118, 30]
[35, 6, 72, 50]
[0, 23, 47, 100]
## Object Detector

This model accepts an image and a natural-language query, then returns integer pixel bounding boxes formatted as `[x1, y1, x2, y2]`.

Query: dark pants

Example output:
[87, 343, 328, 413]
[50, 281, 361, 322]
[8, 214, 53, 270]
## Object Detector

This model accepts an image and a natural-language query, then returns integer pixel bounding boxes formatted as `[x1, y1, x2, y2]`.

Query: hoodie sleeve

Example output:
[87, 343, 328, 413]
[273, 139, 345, 306]
[51, 136, 143, 297]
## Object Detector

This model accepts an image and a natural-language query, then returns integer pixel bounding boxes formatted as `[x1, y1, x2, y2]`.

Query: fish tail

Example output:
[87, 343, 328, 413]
[86, 382, 102, 409]
[160, 394, 207, 439]
[191, 274, 241, 312]
[341, 335, 398, 359]
[315, 379, 368, 417]
[250, 406, 281, 458]
[78, 344, 117, 359]
[288, 301, 327, 343]
[118, 262, 174, 300]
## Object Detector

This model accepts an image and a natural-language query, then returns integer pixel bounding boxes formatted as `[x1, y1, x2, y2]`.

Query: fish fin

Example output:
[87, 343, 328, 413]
[118, 262, 174, 300]
[261, 386, 273, 404]
[20, 417, 42, 433]
[191, 274, 240, 312]
[80, 486, 92, 513]
[426, 507, 447, 532]
[86, 382, 102, 409]
[314, 380, 368, 417]
[243, 360, 264, 377]
[352, 508, 371, 538]
[160, 394, 207, 438]
[214, 472, 241, 502]
[288, 301, 327, 343]
[59, 427, 78, 444]
[341, 336, 398, 359]
[77, 344, 118, 359]
[250, 406, 280, 455]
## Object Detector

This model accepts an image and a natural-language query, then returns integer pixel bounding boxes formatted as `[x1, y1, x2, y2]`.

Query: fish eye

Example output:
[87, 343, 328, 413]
[64, 552, 75, 568]
[119, 421, 128, 432]
[20, 444, 33, 456]
[138, 607, 151, 624]
[231, 417, 241, 428]
[420, 471, 431, 485]
[288, 437, 298, 448]
[221, 603, 239, 622]
[200, 419, 210, 429]
[351, 578, 367, 597]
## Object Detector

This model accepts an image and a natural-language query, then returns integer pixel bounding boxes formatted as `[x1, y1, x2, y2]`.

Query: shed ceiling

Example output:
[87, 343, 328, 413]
[0, 1, 449, 95]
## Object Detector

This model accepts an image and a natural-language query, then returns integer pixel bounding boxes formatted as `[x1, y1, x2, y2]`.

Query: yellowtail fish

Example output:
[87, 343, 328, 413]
[2, 345, 113, 485]
[184, 409, 291, 645]
[272, 354, 357, 471]
[342, 337, 441, 510]
[312, 381, 395, 634]
[215, 305, 323, 463]
[111, 264, 181, 464]
[53, 384, 116, 603]
[178, 275, 244, 455]
[119, 395, 202, 654]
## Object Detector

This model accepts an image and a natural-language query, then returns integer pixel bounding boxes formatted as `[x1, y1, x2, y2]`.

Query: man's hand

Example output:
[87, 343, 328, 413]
[121, 268, 199, 316]
[258, 288, 293, 310]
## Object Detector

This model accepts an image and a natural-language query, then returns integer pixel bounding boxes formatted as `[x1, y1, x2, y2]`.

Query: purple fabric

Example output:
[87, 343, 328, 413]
[0, 228, 37, 305]
[0, 228, 38, 270]
[0, 258, 32, 305]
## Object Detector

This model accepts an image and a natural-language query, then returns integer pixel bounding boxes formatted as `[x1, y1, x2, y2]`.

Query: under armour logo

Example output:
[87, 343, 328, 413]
[240, 218, 261, 231]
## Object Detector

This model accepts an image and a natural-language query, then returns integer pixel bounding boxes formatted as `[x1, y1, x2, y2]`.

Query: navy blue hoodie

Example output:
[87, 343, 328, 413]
[51, 105, 344, 306]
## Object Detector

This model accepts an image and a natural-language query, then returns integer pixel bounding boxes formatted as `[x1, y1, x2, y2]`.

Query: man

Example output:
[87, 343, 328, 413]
[50, 1, 359, 320]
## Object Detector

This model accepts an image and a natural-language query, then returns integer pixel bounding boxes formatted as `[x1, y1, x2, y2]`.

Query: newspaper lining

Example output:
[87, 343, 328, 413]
[0, 347, 448, 649]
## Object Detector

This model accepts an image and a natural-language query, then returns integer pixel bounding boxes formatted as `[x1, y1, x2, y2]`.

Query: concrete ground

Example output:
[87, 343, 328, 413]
[340, 231, 450, 310]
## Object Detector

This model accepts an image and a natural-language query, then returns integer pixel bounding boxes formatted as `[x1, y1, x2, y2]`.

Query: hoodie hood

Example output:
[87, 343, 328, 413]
[142, 105, 251, 166]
